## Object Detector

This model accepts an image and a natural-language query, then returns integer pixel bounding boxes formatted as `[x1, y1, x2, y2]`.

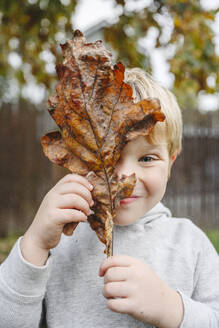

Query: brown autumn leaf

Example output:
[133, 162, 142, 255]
[41, 30, 165, 256]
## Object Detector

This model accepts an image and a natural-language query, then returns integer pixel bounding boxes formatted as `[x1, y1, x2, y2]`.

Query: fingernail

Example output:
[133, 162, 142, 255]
[88, 209, 94, 216]
[88, 184, 93, 190]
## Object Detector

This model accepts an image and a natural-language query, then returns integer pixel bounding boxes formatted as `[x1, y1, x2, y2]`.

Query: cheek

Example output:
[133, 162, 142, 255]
[142, 166, 169, 195]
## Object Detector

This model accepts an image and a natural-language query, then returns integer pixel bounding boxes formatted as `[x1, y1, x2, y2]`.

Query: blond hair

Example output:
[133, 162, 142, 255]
[124, 68, 182, 157]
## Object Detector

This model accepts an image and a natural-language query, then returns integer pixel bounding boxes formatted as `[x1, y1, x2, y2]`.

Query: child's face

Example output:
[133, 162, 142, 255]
[114, 135, 174, 225]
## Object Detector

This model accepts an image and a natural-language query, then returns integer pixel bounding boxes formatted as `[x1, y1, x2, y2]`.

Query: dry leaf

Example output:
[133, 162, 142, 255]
[41, 30, 165, 256]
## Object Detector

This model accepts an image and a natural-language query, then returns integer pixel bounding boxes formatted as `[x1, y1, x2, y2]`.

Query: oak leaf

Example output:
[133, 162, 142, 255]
[41, 30, 165, 256]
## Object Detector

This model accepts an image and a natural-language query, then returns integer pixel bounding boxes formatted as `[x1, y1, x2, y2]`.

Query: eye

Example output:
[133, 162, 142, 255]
[139, 156, 155, 162]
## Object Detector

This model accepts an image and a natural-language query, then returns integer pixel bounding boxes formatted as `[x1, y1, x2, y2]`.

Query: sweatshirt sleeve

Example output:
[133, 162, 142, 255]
[178, 232, 219, 328]
[0, 237, 52, 328]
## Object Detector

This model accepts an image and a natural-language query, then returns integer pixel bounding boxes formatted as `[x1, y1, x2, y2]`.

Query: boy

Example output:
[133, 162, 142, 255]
[0, 68, 219, 328]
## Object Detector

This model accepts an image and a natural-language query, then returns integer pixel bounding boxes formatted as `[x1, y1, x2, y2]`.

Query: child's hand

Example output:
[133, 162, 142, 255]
[20, 174, 93, 266]
[99, 255, 184, 328]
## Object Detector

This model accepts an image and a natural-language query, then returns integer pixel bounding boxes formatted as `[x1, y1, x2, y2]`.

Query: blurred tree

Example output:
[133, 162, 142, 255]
[0, 0, 77, 101]
[104, 0, 219, 109]
[0, 0, 218, 108]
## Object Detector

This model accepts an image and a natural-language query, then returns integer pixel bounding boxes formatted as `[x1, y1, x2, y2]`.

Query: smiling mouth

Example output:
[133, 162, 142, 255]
[120, 196, 140, 205]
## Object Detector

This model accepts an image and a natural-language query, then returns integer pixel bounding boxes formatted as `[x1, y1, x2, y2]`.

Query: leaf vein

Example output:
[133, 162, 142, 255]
[100, 81, 124, 149]
[75, 58, 113, 213]
[88, 61, 99, 102]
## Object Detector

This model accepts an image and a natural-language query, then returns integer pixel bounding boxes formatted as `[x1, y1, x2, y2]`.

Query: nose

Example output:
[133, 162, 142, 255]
[115, 157, 135, 179]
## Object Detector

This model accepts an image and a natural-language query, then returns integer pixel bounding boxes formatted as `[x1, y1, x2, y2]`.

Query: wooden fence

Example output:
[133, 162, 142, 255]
[0, 102, 218, 237]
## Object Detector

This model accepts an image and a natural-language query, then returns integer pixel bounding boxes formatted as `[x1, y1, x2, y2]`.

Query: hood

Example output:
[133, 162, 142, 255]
[137, 202, 172, 226]
[113, 202, 172, 233]
[113, 202, 172, 237]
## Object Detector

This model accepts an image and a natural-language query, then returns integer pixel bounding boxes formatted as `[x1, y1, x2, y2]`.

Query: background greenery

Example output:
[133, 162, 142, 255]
[0, 0, 218, 108]
[206, 230, 219, 253]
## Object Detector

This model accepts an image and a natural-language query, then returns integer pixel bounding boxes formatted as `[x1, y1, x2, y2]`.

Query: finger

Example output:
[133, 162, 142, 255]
[63, 222, 78, 236]
[58, 182, 94, 207]
[56, 174, 93, 191]
[107, 298, 132, 314]
[104, 267, 128, 284]
[55, 208, 87, 224]
[99, 255, 133, 277]
[57, 194, 91, 216]
[103, 282, 129, 299]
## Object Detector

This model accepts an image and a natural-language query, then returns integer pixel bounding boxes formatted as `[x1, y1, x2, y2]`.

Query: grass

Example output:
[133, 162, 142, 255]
[0, 234, 19, 263]
[0, 230, 219, 263]
[205, 230, 219, 254]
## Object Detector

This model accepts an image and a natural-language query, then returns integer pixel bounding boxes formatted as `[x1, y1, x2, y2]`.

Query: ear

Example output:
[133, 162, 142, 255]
[171, 154, 177, 165]
[168, 154, 177, 178]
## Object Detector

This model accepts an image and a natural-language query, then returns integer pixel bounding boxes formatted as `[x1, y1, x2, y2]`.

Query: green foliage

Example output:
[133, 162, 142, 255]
[206, 230, 219, 254]
[104, 10, 158, 71]
[0, 0, 77, 97]
[0, 234, 19, 263]
[104, 0, 219, 109]
[0, 0, 218, 108]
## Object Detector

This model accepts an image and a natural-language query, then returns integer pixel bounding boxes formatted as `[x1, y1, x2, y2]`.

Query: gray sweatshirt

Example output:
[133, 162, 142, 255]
[0, 203, 219, 328]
